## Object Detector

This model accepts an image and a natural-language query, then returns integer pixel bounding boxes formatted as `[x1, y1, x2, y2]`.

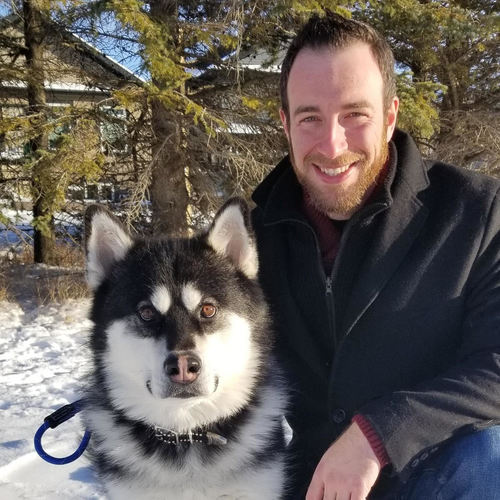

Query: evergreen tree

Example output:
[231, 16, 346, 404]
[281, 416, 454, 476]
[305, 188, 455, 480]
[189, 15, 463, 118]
[2, 0, 497, 254]
[1, 0, 105, 263]
[359, 0, 499, 171]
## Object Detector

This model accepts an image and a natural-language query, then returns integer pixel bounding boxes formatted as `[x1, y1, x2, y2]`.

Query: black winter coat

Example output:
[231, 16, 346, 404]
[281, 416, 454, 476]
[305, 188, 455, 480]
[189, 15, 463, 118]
[251, 129, 500, 493]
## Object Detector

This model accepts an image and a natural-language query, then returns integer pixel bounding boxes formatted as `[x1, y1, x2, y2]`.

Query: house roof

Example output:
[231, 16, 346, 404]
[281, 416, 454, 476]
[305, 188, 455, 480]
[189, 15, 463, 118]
[64, 32, 145, 85]
[0, 13, 144, 86]
[238, 49, 286, 73]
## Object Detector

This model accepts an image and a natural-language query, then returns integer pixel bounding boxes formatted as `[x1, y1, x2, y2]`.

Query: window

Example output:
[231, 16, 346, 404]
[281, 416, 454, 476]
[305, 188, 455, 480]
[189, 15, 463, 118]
[67, 182, 115, 202]
[100, 107, 128, 155]
[86, 184, 99, 200]
[46, 104, 71, 150]
[100, 183, 114, 201]
[0, 106, 26, 160]
[67, 185, 84, 201]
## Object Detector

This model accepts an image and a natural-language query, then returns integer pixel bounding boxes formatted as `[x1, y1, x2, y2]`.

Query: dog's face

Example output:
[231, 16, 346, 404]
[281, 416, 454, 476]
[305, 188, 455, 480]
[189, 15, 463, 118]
[85, 199, 270, 432]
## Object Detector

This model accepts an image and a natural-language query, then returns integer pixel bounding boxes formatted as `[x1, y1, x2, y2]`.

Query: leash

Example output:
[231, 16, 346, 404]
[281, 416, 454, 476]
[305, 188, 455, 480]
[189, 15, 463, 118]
[34, 399, 228, 464]
[34, 399, 91, 465]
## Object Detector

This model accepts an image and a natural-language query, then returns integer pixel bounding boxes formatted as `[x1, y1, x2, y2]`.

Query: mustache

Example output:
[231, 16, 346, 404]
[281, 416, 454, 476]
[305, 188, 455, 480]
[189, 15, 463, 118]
[305, 151, 366, 169]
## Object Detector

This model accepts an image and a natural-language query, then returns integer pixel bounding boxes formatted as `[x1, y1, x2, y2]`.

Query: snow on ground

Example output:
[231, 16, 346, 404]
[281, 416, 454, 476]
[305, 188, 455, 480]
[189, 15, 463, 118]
[0, 207, 82, 250]
[0, 298, 105, 499]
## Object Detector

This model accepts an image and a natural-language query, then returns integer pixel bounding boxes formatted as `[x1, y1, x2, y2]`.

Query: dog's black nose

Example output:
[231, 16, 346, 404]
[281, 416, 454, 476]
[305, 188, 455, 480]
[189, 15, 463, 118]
[165, 352, 202, 384]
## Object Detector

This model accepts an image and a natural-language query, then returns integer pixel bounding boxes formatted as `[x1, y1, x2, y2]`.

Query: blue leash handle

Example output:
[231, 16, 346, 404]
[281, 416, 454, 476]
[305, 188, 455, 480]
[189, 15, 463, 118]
[34, 399, 91, 465]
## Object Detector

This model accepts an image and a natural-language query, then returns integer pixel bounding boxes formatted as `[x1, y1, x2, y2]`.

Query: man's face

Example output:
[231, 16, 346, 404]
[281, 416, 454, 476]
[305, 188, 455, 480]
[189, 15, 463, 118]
[280, 43, 399, 220]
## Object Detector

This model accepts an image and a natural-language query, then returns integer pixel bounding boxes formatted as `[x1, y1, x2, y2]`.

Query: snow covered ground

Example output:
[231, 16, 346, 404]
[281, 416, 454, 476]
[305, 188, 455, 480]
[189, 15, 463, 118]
[0, 298, 105, 499]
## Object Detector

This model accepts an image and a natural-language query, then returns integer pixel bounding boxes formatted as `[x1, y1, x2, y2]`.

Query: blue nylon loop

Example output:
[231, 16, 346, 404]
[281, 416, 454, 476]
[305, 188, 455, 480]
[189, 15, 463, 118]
[34, 400, 91, 465]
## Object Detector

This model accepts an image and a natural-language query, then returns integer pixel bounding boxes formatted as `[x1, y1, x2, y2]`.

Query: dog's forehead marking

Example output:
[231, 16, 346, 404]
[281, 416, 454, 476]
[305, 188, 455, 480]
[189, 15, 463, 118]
[182, 283, 202, 312]
[150, 285, 172, 314]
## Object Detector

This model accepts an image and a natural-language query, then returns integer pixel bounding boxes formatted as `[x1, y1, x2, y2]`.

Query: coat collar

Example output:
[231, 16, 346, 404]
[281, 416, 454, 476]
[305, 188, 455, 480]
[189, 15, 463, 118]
[252, 129, 429, 223]
[251, 154, 305, 225]
[340, 131, 430, 336]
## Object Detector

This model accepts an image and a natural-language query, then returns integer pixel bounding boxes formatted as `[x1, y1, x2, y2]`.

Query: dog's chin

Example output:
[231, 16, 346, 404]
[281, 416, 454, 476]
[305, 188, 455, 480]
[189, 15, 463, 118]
[146, 376, 219, 399]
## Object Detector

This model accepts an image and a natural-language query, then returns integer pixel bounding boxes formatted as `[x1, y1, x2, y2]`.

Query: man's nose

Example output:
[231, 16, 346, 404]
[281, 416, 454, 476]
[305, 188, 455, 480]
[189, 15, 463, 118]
[316, 120, 348, 158]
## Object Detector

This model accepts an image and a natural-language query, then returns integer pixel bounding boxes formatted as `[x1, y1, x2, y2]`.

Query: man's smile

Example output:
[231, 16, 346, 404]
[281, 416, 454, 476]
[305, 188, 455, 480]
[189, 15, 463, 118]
[312, 160, 359, 184]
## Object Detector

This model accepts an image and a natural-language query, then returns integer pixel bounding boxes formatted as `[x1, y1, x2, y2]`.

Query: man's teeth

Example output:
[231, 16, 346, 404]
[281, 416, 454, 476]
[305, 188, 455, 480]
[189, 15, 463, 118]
[319, 164, 351, 176]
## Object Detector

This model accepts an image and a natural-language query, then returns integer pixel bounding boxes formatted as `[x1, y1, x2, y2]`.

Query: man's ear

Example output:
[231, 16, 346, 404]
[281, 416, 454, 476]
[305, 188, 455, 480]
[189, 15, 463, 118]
[84, 205, 133, 290]
[385, 96, 399, 142]
[279, 108, 290, 141]
[206, 198, 258, 279]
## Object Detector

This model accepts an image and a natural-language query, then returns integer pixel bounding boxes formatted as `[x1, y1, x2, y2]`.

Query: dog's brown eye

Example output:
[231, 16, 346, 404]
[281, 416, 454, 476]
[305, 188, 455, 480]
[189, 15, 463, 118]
[138, 305, 157, 322]
[200, 303, 217, 319]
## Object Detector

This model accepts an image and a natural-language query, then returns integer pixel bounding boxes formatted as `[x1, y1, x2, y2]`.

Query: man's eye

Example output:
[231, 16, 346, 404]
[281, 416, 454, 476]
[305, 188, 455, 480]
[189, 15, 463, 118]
[138, 305, 157, 322]
[346, 112, 366, 118]
[302, 116, 319, 122]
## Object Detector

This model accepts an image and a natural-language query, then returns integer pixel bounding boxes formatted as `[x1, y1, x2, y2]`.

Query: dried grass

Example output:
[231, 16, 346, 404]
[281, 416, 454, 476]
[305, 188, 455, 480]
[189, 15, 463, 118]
[11, 242, 85, 268]
[34, 273, 89, 305]
[0, 242, 89, 305]
[0, 268, 11, 302]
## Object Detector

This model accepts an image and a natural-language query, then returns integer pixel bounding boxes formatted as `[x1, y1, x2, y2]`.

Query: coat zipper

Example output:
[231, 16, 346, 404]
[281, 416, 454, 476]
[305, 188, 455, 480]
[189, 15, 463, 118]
[325, 276, 333, 295]
[325, 275, 336, 355]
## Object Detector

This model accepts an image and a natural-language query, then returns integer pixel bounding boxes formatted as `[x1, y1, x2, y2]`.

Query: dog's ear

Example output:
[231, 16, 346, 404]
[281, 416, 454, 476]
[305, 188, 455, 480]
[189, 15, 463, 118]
[84, 205, 133, 290]
[207, 198, 258, 279]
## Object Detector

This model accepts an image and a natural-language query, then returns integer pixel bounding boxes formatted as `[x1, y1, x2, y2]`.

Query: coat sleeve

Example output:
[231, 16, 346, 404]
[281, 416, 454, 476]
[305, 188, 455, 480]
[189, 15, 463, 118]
[358, 188, 500, 476]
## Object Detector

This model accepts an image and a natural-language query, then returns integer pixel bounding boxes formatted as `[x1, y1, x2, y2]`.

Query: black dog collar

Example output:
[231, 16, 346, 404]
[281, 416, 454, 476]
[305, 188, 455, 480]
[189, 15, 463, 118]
[153, 426, 228, 446]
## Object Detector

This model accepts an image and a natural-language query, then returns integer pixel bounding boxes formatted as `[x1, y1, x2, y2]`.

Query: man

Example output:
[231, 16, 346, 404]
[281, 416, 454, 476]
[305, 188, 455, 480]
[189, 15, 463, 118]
[251, 11, 500, 500]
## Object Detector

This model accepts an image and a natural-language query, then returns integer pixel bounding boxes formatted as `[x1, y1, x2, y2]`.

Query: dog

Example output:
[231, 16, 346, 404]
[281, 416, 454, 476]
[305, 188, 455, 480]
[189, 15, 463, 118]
[82, 198, 287, 499]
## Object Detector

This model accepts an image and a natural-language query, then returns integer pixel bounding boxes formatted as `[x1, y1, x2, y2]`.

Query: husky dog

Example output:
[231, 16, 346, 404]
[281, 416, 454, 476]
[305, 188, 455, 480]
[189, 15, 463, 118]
[83, 199, 287, 499]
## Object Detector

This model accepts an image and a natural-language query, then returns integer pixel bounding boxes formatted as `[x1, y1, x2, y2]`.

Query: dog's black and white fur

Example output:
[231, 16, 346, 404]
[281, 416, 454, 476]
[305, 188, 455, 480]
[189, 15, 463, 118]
[83, 199, 287, 499]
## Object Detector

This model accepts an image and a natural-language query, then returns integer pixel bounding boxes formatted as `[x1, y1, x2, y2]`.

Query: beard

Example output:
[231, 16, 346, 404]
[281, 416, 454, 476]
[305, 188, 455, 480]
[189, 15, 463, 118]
[290, 134, 389, 220]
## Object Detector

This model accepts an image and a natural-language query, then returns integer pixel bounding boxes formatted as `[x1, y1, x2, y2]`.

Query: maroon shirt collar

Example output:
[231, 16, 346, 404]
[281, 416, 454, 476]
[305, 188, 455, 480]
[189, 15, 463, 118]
[301, 154, 392, 274]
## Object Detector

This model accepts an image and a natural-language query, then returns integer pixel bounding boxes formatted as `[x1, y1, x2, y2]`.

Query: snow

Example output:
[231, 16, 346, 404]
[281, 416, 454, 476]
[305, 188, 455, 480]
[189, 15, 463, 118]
[0, 298, 105, 499]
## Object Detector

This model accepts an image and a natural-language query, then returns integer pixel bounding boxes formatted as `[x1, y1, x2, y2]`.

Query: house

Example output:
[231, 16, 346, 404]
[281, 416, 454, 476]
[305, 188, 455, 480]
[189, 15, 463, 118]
[0, 14, 144, 209]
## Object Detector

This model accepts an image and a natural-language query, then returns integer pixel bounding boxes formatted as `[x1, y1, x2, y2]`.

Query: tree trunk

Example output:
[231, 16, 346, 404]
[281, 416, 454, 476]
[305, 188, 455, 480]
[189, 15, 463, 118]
[23, 0, 55, 263]
[148, 0, 189, 236]
[150, 101, 189, 235]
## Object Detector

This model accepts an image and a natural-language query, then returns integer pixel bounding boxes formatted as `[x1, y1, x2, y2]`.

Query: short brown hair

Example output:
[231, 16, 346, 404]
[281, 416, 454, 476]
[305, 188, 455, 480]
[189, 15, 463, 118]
[280, 11, 396, 119]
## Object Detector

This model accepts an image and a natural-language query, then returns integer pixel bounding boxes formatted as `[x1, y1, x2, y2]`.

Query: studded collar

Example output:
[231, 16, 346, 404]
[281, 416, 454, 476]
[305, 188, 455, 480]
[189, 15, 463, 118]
[153, 426, 228, 446]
